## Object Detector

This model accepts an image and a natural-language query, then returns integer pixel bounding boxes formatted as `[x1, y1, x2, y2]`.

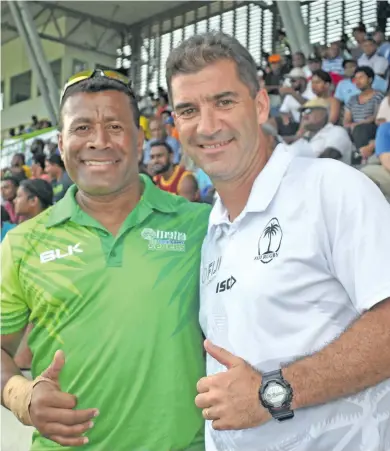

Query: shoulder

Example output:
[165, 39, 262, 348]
[372, 91, 385, 101]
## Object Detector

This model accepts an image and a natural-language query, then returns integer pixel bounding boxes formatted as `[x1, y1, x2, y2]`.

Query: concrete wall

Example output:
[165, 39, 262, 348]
[1, 16, 118, 135]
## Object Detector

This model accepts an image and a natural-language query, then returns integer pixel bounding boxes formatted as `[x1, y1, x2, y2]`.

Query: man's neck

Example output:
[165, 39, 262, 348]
[162, 165, 175, 181]
[76, 178, 142, 236]
[213, 138, 273, 222]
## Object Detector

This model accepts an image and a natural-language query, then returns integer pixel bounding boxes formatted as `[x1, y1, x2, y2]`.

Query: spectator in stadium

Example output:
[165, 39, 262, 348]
[350, 23, 366, 60]
[143, 116, 181, 164]
[292, 51, 311, 77]
[1, 176, 20, 224]
[344, 66, 384, 149]
[264, 54, 289, 116]
[311, 69, 340, 124]
[335, 60, 388, 106]
[297, 98, 353, 162]
[322, 42, 344, 75]
[167, 30, 390, 451]
[361, 122, 390, 199]
[17, 124, 25, 136]
[358, 38, 388, 77]
[31, 153, 51, 182]
[1, 69, 209, 451]
[156, 92, 170, 117]
[149, 140, 195, 196]
[376, 91, 390, 124]
[163, 114, 180, 140]
[269, 68, 314, 136]
[45, 154, 73, 203]
[10, 153, 32, 179]
[14, 179, 53, 221]
[308, 54, 322, 74]
[178, 173, 201, 202]
[31, 115, 39, 131]
[1, 206, 16, 242]
[373, 27, 390, 65]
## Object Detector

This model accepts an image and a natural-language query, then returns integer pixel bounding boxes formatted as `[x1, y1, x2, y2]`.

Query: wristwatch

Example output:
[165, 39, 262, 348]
[259, 369, 294, 422]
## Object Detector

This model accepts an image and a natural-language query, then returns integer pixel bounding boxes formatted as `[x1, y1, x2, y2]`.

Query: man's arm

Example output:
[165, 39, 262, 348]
[1, 330, 25, 405]
[379, 153, 390, 173]
[284, 298, 390, 410]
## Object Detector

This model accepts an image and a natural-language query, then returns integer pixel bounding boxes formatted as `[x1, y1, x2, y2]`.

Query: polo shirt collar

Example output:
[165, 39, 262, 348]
[209, 144, 294, 230]
[45, 174, 178, 228]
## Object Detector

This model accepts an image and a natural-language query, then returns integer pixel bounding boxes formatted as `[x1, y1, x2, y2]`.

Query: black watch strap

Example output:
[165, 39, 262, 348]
[260, 369, 294, 422]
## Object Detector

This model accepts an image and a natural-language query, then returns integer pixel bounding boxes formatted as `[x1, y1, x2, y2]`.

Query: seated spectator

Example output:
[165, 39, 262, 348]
[335, 60, 388, 105]
[178, 174, 200, 202]
[264, 54, 290, 116]
[322, 42, 344, 75]
[164, 115, 180, 141]
[1, 176, 20, 223]
[373, 27, 390, 65]
[350, 23, 366, 60]
[358, 38, 388, 77]
[376, 91, 390, 124]
[269, 68, 315, 136]
[149, 140, 194, 196]
[287, 99, 353, 162]
[143, 116, 181, 165]
[1, 206, 17, 242]
[311, 70, 340, 124]
[31, 153, 51, 182]
[292, 51, 312, 78]
[156, 93, 170, 117]
[45, 154, 73, 202]
[344, 66, 384, 150]
[10, 153, 32, 179]
[31, 115, 39, 131]
[14, 179, 53, 221]
[195, 168, 213, 202]
[361, 122, 390, 200]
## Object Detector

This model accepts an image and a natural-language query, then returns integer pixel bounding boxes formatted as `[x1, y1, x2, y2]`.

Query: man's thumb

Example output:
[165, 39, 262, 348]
[41, 350, 65, 382]
[204, 340, 241, 369]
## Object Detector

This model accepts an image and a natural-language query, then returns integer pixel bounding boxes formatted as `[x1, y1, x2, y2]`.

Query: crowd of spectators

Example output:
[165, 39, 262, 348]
[8, 115, 53, 138]
[2, 22, 390, 241]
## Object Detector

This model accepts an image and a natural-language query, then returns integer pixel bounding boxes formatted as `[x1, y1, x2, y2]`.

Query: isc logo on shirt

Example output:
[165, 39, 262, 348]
[40, 243, 83, 263]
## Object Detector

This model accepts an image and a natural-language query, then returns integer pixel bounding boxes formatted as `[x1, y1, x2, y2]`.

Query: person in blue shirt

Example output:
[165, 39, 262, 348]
[1, 206, 17, 242]
[335, 60, 388, 105]
[373, 29, 390, 65]
[143, 116, 181, 165]
[361, 122, 390, 200]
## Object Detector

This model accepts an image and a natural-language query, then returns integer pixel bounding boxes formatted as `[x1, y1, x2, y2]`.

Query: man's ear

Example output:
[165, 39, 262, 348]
[58, 132, 64, 158]
[256, 89, 270, 126]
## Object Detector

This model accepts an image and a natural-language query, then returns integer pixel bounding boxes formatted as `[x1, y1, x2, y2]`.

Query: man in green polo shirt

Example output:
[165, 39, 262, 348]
[1, 70, 210, 450]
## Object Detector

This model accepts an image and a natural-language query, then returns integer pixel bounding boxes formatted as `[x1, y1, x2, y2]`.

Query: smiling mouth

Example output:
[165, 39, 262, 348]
[81, 160, 120, 166]
[199, 138, 234, 149]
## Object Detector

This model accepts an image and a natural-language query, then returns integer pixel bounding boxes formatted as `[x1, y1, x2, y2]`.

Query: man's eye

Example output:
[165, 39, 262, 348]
[218, 99, 234, 107]
[76, 125, 89, 131]
[180, 108, 196, 117]
[109, 124, 122, 130]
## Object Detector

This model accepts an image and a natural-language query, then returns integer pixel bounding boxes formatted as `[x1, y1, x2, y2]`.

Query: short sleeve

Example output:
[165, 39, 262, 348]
[375, 58, 388, 76]
[375, 122, 390, 156]
[1, 235, 30, 334]
[321, 161, 390, 312]
[334, 82, 344, 102]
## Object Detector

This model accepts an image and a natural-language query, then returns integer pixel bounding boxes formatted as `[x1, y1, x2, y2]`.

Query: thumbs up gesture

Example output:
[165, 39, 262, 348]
[29, 351, 99, 447]
[195, 340, 271, 431]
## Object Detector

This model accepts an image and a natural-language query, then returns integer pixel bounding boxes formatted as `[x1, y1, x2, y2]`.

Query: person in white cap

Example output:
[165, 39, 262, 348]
[167, 31, 390, 451]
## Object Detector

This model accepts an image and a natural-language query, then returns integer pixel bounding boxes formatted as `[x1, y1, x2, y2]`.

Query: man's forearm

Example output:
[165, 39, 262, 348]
[283, 298, 390, 410]
[1, 349, 23, 406]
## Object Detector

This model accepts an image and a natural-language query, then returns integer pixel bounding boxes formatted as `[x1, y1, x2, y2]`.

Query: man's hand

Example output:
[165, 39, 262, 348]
[29, 351, 99, 447]
[195, 340, 270, 431]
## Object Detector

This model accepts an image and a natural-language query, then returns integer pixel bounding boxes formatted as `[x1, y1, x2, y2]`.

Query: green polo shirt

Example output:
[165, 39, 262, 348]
[1, 175, 210, 451]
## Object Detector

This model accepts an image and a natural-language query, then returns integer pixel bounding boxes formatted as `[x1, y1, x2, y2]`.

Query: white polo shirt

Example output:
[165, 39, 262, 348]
[199, 144, 390, 451]
[308, 123, 354, 163]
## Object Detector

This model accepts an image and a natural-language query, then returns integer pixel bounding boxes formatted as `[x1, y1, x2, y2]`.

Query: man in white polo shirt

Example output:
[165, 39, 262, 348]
[167, 32, 390, 451]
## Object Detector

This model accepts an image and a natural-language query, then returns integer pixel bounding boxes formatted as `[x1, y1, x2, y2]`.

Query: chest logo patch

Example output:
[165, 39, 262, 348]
[141, 228, 186, 252]
[255, 218, 283, 264]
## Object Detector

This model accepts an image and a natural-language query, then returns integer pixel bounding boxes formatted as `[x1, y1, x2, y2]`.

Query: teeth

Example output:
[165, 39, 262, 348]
[202, 141, 230, 149]
[84, 161, 116, 166]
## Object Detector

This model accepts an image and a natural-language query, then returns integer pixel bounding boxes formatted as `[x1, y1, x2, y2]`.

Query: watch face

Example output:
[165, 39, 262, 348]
[263, 381, 288, 407]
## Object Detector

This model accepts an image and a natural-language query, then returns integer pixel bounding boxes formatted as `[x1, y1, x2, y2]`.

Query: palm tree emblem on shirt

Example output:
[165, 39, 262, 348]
[257, 218, 283, 263]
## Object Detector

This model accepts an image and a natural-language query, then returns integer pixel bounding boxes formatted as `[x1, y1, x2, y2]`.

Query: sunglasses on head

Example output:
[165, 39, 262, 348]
[60, 69, 135, 103]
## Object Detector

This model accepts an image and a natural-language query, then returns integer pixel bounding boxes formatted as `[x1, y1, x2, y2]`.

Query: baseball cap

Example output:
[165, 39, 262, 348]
[299, 98, 330, 111]
[285, 68, 307, 79]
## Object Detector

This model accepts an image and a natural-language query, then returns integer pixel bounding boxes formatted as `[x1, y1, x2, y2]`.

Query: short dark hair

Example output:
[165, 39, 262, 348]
[47, 153, 65, 169]
[343, 59, 357, 68]
[166, 32, 259, 103]
[355, 66, 375, 81]
[363, 37, 377, 45]
[150, 140, 173, 154]
[13, 153, 25, 165]
[32, 153, 46, 171]
[20, 179, 53, 210]
[3, 175, 20, 188]
[59, 77, 140, 130]
[312, 69, 332, 84]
